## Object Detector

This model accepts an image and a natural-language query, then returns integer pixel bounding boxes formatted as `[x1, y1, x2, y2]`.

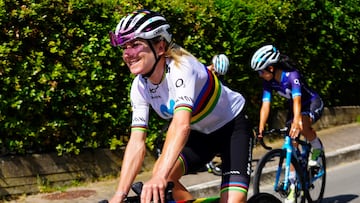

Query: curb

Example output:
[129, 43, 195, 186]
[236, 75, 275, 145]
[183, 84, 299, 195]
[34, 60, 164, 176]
[325, 143, 360, 169]
[187, 143, 360, 198]
[187, 179, 221, 198]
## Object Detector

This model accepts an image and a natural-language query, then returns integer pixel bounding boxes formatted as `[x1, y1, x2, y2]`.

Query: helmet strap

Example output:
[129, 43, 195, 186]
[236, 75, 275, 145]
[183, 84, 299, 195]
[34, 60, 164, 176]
[142, 40, 160, 78]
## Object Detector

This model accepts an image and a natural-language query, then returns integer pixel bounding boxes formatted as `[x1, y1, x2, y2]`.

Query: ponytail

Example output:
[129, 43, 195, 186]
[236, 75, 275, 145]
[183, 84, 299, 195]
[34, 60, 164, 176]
[275, 54, 298, 71]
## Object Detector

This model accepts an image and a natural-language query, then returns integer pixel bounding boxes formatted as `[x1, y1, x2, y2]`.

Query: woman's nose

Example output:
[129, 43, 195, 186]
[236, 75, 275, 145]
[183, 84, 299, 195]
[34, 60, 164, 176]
[123, 47, 136, 57]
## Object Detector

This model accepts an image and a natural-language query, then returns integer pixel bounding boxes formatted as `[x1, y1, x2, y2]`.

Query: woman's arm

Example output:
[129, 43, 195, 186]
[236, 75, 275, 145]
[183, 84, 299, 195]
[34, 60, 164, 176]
[141, 109, 191, 203]
[109, 130, 147, 203]
[259, 101, 271, 137]
[290, 96, 302, 138]
[155, 109, 191, 177]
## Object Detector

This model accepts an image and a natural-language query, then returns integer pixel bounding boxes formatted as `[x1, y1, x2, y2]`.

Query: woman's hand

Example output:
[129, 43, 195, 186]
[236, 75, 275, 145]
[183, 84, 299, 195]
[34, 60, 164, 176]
[257, 126, 264, 139]
[290, 119, 303, 138]
[141, 176, 167, 203]
[290, 96, 303, 138]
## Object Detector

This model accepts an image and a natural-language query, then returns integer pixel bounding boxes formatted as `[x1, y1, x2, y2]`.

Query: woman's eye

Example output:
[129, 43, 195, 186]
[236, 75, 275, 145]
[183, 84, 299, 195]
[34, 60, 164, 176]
[121, 41, 141, 49]
[132, 42, 142, 48]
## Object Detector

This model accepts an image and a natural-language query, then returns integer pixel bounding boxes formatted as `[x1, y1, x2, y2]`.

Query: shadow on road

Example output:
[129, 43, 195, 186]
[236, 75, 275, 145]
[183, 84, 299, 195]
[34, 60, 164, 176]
[323, 194, 359, 203]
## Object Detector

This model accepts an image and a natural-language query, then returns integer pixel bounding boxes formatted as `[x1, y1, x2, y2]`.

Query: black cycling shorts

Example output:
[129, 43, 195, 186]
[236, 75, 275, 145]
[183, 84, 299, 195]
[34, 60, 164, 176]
[179, 110, 253, 193]
[287, 96, 324, 123]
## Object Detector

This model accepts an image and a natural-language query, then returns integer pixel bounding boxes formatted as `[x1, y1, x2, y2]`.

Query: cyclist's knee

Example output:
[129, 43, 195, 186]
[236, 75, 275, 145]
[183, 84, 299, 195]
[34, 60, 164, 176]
[220, 190, 247, 203]
[171, 181, 193, 200]
[221, 174, 249, 199]
[301, 127, 317, 141]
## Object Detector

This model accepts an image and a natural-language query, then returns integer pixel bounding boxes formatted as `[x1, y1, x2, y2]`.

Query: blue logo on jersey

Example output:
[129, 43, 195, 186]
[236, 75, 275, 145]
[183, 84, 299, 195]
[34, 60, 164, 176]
[160, 100, 175, 117]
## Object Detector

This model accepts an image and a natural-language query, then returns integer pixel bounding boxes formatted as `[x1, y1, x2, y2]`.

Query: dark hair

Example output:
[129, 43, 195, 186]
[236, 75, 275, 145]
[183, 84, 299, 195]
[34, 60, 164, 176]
[274, 54, 298, 71]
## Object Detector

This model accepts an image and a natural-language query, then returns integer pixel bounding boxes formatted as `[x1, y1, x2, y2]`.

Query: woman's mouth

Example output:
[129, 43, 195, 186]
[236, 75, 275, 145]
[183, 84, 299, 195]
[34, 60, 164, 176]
[128, 58, 140, 67]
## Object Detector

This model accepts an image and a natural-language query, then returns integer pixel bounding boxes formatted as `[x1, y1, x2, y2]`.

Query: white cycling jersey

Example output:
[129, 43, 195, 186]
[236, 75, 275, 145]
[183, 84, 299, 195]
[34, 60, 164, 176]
[130, 55, 245, 134]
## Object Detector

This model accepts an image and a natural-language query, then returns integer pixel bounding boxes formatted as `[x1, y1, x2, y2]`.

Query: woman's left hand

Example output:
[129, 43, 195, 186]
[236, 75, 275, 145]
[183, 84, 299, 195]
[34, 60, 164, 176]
[141, 176, 167, 203]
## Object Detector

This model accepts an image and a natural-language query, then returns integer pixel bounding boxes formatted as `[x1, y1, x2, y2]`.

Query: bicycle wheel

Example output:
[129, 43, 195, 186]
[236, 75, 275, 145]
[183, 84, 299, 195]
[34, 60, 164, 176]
[248, 192, 281, 203]
[307, 151, 326, 203]
[253, 149, 307, 203]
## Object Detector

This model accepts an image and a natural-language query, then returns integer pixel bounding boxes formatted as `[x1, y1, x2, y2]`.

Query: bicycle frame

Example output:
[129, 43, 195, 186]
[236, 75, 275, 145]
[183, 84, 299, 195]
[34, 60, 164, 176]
[120, 196, 220, 203]
[291, 137, 325, 190]
[298, 139, 326, 189]
[274, 135, 293, 192]
[170, 197, 219, 203]
[274, 134, 312, 195]
[254, 127, 326, 203]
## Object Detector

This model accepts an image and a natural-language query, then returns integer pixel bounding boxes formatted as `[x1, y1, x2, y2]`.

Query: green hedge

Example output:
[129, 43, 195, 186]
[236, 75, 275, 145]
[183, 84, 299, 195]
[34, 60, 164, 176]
[0, 0, 359, 155]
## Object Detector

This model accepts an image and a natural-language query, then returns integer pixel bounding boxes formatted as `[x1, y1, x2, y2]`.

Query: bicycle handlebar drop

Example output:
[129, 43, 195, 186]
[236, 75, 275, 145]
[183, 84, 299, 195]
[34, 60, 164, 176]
[257, 127, 296, 150]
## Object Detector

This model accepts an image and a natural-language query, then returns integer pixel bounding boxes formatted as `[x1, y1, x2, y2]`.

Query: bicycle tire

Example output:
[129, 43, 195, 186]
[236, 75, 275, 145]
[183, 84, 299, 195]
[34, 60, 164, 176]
[247, 192, 281, 203]
[307, 150, 326, 203]
[253, 149, 307, 203]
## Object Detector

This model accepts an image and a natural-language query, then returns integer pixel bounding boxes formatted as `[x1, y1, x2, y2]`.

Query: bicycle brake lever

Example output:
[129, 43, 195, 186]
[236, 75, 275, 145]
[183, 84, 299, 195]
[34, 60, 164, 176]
[165, 182, 175, 201]
[131, 181, 174, 201]
[131, 182, 143, 196]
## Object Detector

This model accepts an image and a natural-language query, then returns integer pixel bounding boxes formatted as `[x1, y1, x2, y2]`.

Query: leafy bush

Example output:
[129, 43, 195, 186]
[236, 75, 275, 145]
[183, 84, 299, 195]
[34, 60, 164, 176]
[0, 0, 132, 154]
[0, 0, 358, 155]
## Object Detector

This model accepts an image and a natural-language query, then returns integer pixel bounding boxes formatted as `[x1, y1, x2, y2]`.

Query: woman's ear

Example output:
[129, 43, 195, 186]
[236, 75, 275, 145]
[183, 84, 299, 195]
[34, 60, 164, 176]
[157, 40, 167, 55]
[268, 66, 274, 73]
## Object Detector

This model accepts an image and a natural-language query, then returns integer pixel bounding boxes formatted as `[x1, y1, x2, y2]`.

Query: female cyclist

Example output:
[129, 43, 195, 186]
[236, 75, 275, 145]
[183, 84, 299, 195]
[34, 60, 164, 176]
[108, 9, 253, 203]
[250, 44, 324, 203]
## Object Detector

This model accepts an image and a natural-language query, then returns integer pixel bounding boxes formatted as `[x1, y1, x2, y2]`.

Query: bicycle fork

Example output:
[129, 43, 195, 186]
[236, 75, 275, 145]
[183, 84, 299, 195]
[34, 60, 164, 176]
[274, 136, 293, 196]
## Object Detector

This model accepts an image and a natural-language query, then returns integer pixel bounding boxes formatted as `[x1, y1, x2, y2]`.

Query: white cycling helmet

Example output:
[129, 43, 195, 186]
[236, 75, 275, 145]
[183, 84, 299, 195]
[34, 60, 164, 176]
[109, 9, 172, 47]
[250, 45, 280, 71]
[212, 54, 229, 75]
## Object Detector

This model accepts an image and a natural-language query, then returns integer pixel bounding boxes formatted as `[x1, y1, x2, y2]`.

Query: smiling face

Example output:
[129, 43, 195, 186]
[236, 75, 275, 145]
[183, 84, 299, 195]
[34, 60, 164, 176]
[122, 39, 157, 75]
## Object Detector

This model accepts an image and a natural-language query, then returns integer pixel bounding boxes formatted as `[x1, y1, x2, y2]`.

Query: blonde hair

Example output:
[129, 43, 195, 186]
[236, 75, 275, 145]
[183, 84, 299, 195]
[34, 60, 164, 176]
[165, 42, 196, 67]
[150, 37, 197, 67]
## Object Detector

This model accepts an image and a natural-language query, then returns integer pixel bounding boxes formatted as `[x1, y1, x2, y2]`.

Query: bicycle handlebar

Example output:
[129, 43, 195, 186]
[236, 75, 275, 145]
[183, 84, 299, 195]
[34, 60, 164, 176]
[262, 127, 289, 135]
[256, 127, 289, 150]
[98, 181, 282, 203]
[98, 182, 175, 203]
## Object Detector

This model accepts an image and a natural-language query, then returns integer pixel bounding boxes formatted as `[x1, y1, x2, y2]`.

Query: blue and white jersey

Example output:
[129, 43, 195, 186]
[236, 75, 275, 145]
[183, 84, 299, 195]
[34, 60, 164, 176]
[262, 70, 319, 105]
